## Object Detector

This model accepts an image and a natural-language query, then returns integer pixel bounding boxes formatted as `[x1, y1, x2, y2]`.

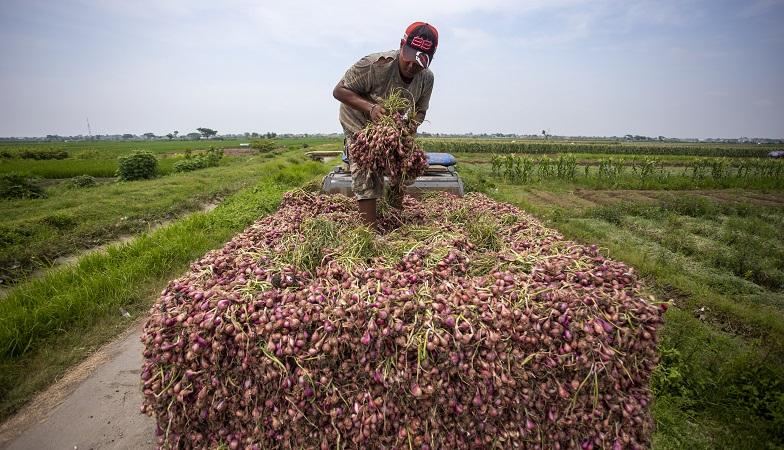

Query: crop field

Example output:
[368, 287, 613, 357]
[0, 138, 341, 285]
[421, 138, 777, 157]
[451, 141, 783, 448]
[0, 137, 782, 448]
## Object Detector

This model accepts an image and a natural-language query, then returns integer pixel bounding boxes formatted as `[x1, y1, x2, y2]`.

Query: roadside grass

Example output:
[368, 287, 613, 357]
[458, 167, 784, 449]
[0, 158, 329, 420]
[0, 148, 345, 286]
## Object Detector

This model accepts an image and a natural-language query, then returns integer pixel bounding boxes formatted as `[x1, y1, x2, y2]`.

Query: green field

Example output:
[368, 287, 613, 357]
[0, 138, 782, 448]
[0, 139, 342, 285]
[456, 152, 784, 448]
[421, 138, 779, 157]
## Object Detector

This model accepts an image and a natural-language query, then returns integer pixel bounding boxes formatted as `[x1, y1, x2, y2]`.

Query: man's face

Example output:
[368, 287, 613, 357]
[399, 40, 426, 80]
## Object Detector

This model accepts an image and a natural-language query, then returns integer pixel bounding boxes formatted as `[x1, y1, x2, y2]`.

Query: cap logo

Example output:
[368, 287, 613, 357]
[411, 36, 433, 51]
[415, 51, 430, 68]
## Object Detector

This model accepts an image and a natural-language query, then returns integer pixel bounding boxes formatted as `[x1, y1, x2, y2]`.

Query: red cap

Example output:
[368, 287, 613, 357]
[401, 22, 438, 68]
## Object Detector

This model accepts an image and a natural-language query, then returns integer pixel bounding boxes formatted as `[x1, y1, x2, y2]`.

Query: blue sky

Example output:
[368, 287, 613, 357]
[1, 0, 782, 138]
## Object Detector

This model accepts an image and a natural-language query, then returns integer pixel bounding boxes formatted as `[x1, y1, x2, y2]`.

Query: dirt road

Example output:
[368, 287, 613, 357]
[0, 321, 155, 450]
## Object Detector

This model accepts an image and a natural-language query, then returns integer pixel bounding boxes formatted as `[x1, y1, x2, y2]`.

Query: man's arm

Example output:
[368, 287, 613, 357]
[332, 84, 386, 122]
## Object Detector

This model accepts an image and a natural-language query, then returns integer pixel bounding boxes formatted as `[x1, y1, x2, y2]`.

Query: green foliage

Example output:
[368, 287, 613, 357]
[659, 195, 717, 218]
[272, 161, 324, 186]
[484, 152, 784, 189]
[0, 173, 46, 200]
[76, 150, 100, 160]
[16, 149, 69, 160]
[466, 214, 502, 251]
[284, 218, 339, 273]
[172, 148, 224, 173]
[651, 311, 784, 449]
[421, 139, 773, 157]
[40, 213, 77, 230]
[459, 165, 495, 194]
[66, 175, 98, 188]
[252, 140, 277, 153]
[196, 127, 217, 138]
[116, 151, 158, 181]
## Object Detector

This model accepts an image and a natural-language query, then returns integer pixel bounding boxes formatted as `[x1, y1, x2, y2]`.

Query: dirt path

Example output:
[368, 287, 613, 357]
[0, 320, 155, 450]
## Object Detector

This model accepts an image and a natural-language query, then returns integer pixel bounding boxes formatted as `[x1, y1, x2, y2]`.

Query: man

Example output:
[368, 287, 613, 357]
[333, 21, 438, 227]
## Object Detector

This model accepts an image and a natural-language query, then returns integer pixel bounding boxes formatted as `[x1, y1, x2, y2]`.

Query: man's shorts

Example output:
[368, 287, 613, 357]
[346, 136, 383, 200]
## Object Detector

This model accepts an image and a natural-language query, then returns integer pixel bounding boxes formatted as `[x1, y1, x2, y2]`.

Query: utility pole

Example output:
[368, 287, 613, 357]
[86, 117, 92, 138]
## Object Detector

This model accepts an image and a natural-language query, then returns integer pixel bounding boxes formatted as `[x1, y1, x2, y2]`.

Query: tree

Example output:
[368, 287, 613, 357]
[186, 132, 202, 140]
[166, 133, 174, 140]
[143, 132, 155, 139]
[197, 127, 218, 139]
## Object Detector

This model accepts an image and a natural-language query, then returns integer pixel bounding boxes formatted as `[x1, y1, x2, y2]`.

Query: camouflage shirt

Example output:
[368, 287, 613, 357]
[337, 49, 434, 136]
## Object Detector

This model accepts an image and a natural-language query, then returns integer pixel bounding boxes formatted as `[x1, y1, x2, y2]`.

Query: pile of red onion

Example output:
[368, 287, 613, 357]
[141, 190, 664, 449]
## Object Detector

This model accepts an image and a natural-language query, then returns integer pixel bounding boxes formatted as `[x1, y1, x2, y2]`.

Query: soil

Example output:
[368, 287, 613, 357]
[222, 148, 257, 156]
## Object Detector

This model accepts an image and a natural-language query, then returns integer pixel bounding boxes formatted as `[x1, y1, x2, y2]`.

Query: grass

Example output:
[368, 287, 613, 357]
[0, 157, 329, 420]
[469, 161, 784, 190]
[0, 137, 341, 158]
[458, 165, 784, 449]
[0, 145, 342, 285]
[0, 154, 245, 178]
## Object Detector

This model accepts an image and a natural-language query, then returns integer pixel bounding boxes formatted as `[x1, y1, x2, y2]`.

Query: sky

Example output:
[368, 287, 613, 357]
[1, 0, 783, 139]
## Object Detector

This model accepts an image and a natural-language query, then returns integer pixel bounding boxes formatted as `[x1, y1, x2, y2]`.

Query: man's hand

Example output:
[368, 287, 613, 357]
[407, 111, 426, 135]
[369, 104, 387, 122]
[406, 119, 420, 135]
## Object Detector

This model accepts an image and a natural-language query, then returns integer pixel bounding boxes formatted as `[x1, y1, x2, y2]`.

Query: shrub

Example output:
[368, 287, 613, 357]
[0, 173, 46, 200]
[66, 175, 98, 188]
[18, 149, 69, 160]
[172, 148, 224, 173]
[251, 140, 277, 153]
[117, 151, 158, 181]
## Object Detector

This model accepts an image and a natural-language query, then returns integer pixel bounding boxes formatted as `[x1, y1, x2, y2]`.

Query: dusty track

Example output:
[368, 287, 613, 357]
[0, 320, 154, 450]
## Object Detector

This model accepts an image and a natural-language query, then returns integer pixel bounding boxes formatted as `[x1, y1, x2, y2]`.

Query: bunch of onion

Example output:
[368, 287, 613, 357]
[140, 190, 666, 449]
[348, 89, 429, 194]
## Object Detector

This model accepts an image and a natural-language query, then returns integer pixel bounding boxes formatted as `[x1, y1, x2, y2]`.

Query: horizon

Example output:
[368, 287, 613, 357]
[3, 131, 782, 142]
[1, 0, 783, 139]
